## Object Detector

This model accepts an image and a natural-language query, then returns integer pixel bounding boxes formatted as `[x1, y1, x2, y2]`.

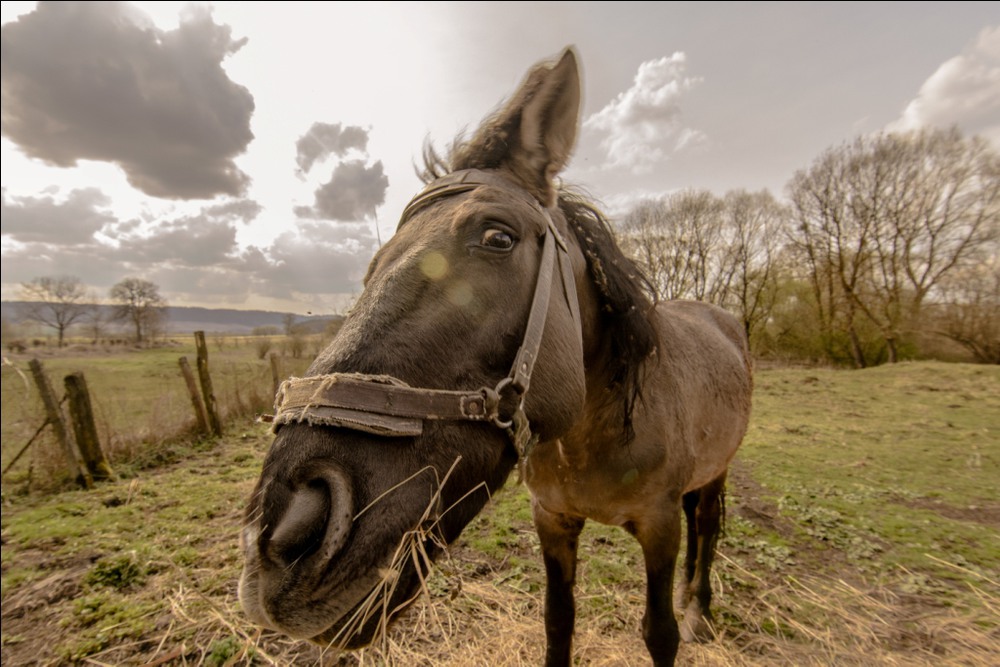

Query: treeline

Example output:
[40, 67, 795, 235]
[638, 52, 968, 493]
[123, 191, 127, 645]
[618, 128, 999, 366]
[13, 276, 167, 347]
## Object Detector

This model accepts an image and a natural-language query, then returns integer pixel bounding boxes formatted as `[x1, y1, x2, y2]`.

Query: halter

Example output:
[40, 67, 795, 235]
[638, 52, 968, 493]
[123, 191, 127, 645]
[266, 170, 581, 458]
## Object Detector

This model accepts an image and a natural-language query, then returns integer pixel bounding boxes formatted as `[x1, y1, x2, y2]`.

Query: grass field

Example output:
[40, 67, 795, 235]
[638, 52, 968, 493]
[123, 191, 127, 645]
[1, 337, 318, 487]
[1, 356, 997, 666]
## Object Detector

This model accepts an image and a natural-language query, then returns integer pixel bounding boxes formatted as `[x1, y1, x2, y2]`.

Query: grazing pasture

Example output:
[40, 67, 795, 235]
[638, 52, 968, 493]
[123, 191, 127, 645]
[1, 338, 317, 488]
[1, 359, 997, 665]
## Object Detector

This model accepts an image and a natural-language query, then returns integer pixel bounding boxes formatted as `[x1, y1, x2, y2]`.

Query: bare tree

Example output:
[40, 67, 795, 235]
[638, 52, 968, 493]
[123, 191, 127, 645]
[620, 189, 788, 352]
[930, 251, 1000, 364]
[789, 145, 878, 366]
[788, 128, 999, 365]
[83, 306, 111, 344]
[621, 190, 726, 301]
[18, 276, 92, 347]
[109, 278, 167, 343]
[720, 190, 789, 343]
[857, 129, 998, 361]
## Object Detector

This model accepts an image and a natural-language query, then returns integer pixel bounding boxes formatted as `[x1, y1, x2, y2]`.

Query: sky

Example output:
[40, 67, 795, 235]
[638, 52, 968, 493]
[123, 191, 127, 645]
[2, 2, 998, 315]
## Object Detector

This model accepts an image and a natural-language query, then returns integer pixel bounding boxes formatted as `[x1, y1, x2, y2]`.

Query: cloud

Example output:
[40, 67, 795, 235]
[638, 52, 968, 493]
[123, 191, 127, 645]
[296, 123, 370, 173]
[2, 188, 116, 243]
[114, 214, 241, 267]
[888, 26, 1000, 145]
[1, 241, 129, 290]
[583, 53, 706, 173]
[0, 2, 255, 199]
[204, 199, 263, 223]
[256, 223, 374, 298]
[295, 160, 389, 221]
[1, 187, 376, 307]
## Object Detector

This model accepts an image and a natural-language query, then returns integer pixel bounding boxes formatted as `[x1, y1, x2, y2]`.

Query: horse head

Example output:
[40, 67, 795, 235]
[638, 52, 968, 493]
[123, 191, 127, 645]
[239, 48, 597, 647]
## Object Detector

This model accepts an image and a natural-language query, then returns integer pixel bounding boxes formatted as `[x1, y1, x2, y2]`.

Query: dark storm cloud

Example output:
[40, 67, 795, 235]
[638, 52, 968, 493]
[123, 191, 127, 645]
[1, 196, 256, 285]
[1, 187, 116, 243]
[135, 221, 376, 302]
[294, 160, 389, 221]
[296, 123, 370, 173]
[1, 2, 254, 199]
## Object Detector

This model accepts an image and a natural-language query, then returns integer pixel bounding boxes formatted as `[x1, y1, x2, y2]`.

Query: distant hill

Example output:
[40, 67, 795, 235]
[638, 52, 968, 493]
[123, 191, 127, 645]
[164, 305, 340, 334]
[1, 301, 343, 335]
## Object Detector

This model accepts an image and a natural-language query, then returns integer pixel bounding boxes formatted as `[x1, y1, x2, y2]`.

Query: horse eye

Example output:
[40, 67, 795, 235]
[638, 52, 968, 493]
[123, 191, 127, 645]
[481, 228, 515, 250]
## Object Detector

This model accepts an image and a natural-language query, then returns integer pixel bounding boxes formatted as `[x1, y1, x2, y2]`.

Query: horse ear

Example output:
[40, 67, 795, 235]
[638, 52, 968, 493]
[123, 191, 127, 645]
[486, 48, 579, 207]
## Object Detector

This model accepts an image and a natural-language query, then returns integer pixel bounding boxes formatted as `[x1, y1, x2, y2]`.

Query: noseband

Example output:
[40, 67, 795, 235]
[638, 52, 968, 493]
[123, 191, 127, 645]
[267, 170, 581, 458]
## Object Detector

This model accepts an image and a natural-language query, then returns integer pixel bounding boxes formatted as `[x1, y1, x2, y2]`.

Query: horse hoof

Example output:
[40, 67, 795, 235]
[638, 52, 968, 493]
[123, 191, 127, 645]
[680, 606, 715, 643]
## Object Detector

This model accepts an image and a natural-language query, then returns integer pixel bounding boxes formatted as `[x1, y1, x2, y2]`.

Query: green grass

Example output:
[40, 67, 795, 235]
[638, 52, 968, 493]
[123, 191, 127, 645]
[1, 360, 997, 665]
[746, 364, 997, 503]
[741, 363, 999, 587]
[1, 336, 317, 489]
[1, 426, 271, 662]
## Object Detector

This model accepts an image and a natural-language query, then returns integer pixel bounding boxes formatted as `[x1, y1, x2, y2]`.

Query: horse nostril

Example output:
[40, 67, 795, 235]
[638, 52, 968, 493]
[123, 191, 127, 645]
[265, 464, 355, 570]
[267, 483, 328, 567]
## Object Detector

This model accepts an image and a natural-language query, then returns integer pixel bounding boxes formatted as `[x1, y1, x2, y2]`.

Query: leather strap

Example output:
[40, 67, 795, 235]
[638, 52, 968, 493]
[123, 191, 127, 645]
[269, 170, 580, 454]
[276, 374, 492, 422]
[399, 170, 532, 227]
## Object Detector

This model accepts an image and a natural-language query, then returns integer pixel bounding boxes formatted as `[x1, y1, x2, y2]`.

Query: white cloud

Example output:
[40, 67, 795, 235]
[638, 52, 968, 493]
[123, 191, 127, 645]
[888, 26, 1000, 145]
[583, 53, 706, 174]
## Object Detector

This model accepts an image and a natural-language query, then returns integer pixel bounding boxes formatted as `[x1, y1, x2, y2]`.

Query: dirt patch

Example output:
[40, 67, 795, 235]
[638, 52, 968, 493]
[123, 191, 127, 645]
[1, 561, 91, 666]
[1, 564, 89, 619]
[727, 457, 792, 539]
[899, 497, 1000, 528]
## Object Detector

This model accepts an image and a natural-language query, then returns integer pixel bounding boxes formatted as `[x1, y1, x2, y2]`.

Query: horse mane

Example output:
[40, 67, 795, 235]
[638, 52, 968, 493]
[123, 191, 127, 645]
[420, 144, 660, 443]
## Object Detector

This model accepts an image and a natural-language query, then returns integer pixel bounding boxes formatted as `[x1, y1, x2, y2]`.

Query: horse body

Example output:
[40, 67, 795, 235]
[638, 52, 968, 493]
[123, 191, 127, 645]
[239, 48, 752, 667]
[524, 298, 751, 665]
[527, 300, 751, 521]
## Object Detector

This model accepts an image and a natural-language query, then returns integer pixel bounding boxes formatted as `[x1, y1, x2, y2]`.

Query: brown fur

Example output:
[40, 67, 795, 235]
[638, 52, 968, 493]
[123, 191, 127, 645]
[239, 48, 752, 667]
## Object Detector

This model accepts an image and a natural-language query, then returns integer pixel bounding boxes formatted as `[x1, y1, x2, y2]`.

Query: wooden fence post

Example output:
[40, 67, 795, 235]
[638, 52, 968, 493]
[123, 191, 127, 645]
[178, 356, 209, 435]
[194, 331, 222, 437]
[269, 352, 281, 399]
[64, 372, 116, 481]
[28, 359, 93, 489]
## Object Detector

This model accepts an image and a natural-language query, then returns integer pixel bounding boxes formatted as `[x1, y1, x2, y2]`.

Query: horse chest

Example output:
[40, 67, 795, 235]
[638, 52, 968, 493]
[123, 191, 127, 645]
[523, 437, 673, 526]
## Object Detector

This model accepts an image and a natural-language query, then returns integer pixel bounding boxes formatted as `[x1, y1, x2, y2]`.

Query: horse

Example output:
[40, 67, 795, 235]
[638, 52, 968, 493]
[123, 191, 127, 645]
[239, 47, 752, 667]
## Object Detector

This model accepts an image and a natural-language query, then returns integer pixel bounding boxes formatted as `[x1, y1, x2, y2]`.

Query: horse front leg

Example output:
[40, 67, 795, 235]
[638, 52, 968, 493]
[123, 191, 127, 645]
[532, 498, 585, 667]
[633, 507, 683, 666]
